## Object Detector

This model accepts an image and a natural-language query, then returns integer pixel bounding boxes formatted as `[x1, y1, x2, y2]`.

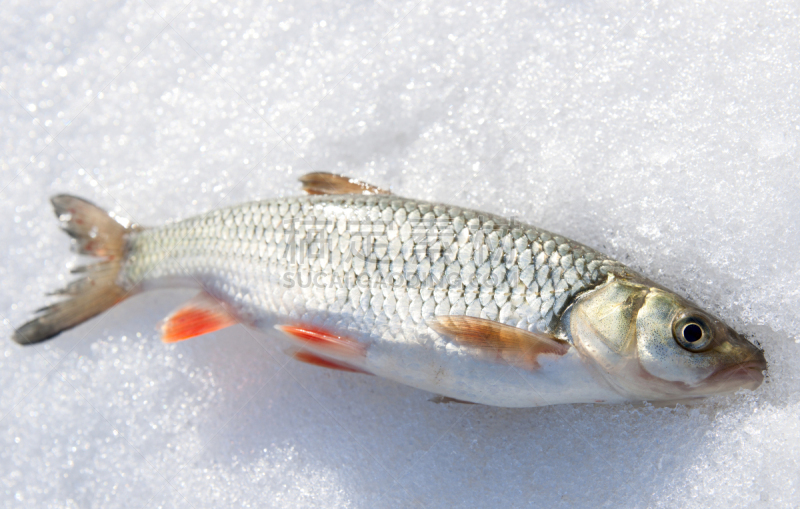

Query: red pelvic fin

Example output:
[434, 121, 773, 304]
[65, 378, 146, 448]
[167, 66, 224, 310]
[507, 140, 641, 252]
[429, 395, 476, 405]
[161, 292, 238, 343]
[275, 323, 366, 360]
[293, 350, 372, 375]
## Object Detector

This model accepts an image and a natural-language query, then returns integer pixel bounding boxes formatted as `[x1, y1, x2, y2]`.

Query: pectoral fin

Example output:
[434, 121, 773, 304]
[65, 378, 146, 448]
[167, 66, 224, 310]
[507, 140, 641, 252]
[428, 316, 570, 369]
[160, 292, 239, 342]
[299, 172, 391, 195]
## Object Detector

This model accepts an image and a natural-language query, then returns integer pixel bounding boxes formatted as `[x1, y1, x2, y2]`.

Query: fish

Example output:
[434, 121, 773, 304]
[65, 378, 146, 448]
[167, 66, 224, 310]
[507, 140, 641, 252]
[12, 172, 767, 407]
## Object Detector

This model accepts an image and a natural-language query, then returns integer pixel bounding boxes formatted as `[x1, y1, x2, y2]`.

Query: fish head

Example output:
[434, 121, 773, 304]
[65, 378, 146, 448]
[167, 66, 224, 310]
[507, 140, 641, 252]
[566, 274, 766, 402]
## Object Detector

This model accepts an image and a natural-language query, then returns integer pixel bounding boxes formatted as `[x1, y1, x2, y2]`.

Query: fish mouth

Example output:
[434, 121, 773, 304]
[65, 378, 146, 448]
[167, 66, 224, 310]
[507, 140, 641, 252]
[707, 360, 767, 391]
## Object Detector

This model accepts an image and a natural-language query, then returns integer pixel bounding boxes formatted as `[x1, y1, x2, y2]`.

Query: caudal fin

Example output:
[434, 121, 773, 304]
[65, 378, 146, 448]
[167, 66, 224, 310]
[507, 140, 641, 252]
[12, 195, 135, 345]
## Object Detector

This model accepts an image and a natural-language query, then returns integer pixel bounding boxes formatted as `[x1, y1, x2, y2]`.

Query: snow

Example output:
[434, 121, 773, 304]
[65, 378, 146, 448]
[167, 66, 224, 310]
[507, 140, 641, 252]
[2, 0, 799, 507]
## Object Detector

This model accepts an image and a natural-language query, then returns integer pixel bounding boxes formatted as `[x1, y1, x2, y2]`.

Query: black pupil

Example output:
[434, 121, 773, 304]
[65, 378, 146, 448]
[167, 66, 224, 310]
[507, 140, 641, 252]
[683, 323, 703, 343]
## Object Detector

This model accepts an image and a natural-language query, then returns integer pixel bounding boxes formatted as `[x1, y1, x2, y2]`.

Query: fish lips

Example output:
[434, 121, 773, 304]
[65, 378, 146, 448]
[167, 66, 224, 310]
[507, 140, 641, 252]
[706, 356, 767, 391]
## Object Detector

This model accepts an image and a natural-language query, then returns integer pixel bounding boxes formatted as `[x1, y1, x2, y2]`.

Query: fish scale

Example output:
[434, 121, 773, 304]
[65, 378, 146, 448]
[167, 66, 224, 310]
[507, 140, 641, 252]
[121, 194, 619, 336]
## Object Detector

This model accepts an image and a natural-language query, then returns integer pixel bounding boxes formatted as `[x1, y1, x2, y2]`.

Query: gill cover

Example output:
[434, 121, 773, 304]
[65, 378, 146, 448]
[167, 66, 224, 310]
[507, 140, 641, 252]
[566, 275, 766, 402]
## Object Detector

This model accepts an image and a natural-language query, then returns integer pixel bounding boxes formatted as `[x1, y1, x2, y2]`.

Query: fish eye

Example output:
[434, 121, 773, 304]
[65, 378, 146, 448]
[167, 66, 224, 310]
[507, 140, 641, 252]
[672, 313, 713, 352]
[682, 323, 703, 342]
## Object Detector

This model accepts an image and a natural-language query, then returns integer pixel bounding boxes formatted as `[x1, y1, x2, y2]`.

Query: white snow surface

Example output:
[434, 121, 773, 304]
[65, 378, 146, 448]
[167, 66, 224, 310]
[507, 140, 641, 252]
[2, 0, 799, 507]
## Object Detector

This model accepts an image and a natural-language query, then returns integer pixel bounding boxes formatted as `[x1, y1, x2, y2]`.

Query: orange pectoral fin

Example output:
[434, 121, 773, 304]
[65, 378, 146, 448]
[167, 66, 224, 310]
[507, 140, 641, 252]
[428, 315, 570, 369]
[160, 292, 239, 342]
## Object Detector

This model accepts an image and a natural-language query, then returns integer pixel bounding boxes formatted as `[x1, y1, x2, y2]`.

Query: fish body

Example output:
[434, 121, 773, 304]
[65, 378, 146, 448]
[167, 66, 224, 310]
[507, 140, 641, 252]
[13, 173, 766, 407]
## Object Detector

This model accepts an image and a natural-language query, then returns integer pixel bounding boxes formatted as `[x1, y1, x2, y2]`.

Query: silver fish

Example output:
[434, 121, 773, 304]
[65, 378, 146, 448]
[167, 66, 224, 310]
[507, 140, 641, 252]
[13, 173, 766, 407]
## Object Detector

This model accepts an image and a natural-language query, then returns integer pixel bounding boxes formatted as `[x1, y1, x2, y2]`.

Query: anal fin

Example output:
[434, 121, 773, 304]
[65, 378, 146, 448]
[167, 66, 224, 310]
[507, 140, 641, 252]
[161, 292, 238, 342]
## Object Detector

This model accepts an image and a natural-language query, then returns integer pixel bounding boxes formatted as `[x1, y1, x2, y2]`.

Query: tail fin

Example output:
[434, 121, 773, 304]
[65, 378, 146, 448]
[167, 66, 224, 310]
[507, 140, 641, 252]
[12, 195, 134, 345]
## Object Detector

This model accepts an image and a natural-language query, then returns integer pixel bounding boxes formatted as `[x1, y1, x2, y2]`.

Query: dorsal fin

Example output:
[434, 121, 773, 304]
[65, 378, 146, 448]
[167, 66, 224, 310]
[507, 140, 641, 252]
[299, 172, 391, 195]
[428, 316, 570, 369]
